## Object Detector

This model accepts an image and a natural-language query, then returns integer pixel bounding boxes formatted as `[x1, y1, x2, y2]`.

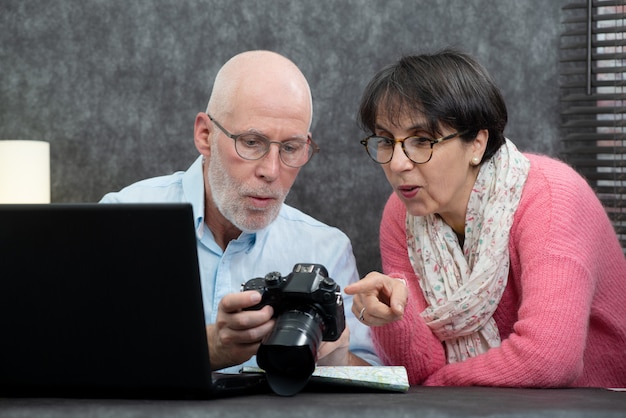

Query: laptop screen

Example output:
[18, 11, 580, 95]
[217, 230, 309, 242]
[0, 203, 217, 398]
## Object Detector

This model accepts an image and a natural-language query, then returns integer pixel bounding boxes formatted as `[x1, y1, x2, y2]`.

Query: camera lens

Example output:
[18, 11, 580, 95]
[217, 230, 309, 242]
[256, 306, 325, 396]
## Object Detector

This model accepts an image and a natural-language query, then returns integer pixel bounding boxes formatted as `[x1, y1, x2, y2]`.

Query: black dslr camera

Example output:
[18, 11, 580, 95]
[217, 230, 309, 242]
[242, 263, 345, 396]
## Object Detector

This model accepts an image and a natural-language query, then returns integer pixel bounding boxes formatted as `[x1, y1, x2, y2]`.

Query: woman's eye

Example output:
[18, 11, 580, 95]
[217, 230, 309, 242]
[377, 137, 394, 147]
[407, 137, 432, 147]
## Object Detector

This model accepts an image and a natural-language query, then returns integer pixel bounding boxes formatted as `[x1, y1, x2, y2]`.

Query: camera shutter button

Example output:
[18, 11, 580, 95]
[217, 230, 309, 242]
[321, 277, 336, 289]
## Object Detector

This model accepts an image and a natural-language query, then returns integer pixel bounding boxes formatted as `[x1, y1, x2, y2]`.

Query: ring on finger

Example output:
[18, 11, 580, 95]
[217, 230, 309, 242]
[358, 306, 366, 322]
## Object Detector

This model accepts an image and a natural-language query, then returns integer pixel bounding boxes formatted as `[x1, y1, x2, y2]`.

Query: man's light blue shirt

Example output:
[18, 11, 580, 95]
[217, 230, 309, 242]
[100, 156, 379, 371]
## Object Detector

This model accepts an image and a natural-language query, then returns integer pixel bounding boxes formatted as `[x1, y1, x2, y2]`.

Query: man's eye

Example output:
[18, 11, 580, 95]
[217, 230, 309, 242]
[240, 136, 266, 148]
[281, 141, 305, 154]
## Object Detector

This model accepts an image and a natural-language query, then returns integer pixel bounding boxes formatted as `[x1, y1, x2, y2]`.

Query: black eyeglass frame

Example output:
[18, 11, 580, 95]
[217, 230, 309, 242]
[207, 113, 319, 168]
[360, 130, 469, 164]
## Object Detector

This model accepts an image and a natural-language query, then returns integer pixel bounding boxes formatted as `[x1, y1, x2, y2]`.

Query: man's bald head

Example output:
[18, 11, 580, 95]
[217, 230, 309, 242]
[206, 51, 312, 128]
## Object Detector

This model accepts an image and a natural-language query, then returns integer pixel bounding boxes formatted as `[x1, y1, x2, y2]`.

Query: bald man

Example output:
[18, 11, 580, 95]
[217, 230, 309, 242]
[101, 51, 379, 372]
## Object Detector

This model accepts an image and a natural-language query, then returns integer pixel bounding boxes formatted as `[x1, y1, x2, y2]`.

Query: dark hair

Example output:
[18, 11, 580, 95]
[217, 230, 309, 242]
[358, 48, 507, 162]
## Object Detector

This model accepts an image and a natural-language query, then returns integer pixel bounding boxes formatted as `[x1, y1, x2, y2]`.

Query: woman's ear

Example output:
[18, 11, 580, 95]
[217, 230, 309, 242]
[471, 129, 489, 163]
[194, 112, 212, 157]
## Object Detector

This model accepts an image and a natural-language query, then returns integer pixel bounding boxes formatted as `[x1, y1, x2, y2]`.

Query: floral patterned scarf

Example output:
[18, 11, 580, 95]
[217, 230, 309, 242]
[406, 139, 530, 363]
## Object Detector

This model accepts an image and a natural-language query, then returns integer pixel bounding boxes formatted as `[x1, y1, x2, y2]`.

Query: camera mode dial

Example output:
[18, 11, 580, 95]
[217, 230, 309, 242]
[264, 271, 282, 286]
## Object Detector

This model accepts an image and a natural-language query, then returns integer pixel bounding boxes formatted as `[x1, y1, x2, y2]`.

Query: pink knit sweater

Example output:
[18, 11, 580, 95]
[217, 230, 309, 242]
[374, 153, 626, 387]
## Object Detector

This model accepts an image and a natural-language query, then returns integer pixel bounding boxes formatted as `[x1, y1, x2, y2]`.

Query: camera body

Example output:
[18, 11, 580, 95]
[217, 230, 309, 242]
[241, 263, 346, 396]
[242, 263, 345, 341]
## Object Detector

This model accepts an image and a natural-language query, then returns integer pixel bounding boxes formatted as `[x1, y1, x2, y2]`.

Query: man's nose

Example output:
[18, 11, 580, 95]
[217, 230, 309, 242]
[256, 143, 282, 180]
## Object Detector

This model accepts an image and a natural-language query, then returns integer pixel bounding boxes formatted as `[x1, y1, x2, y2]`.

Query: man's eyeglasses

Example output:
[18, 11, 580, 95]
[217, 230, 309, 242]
[207, 114, 319, 168]
[360, 130, 468, 164]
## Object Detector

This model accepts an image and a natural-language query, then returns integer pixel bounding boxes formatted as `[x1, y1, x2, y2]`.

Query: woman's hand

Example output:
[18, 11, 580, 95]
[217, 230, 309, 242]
[344, 272, 408, 326]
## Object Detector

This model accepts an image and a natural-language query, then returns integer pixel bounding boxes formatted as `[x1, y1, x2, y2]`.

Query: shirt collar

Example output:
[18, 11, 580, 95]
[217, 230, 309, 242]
[182, 156, 208, 237]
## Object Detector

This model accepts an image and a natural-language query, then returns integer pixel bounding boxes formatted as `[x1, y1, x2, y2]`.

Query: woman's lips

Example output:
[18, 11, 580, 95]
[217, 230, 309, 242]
[398, 185, 419, 199]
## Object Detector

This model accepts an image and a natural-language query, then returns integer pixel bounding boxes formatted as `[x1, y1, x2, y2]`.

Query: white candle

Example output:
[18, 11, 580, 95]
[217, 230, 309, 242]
[0, 140, 50, 203]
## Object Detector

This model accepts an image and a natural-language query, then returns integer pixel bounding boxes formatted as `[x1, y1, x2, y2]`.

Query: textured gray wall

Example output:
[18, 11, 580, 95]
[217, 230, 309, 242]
[1, 0, 569, 276]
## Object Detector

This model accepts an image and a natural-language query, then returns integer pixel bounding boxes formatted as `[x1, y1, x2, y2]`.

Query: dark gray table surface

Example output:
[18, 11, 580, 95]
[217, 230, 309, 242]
[0, 386, 624, 418]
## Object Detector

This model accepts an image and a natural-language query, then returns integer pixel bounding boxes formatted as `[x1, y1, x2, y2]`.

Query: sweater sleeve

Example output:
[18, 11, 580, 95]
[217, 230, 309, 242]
[371, 192, 447, 385]
[423, 155, 601, 387]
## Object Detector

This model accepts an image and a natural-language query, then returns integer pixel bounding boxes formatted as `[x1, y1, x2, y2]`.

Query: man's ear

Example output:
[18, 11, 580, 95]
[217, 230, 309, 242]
[194, 112, 212, 156]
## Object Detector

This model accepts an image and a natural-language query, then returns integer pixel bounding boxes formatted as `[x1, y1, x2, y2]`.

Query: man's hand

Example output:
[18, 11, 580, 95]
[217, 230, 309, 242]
[316, 326, 371, 366]
[206, 290, 275, 370]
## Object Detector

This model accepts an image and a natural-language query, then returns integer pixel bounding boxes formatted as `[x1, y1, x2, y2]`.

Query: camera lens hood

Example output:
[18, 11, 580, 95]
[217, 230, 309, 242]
[257, 308, 324, 396]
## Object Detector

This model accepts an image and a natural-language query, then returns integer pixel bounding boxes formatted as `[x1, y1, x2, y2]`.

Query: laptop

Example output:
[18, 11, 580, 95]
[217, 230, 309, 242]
[0, 203, 267, 399]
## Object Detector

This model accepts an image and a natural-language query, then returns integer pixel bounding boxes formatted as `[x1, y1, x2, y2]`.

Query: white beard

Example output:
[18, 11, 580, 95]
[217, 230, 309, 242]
[206, 145, 287, 233]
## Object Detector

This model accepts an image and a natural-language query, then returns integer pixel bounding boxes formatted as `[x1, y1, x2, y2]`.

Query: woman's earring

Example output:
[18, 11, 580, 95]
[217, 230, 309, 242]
[471, 156, 480, 165]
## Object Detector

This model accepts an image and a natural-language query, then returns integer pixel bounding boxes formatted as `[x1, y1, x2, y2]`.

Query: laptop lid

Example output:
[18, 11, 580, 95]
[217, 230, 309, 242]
[0, 203, 265, 399]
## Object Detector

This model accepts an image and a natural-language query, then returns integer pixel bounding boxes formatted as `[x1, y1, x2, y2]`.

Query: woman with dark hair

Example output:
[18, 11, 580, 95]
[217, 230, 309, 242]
[345, 49, 626, 387]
